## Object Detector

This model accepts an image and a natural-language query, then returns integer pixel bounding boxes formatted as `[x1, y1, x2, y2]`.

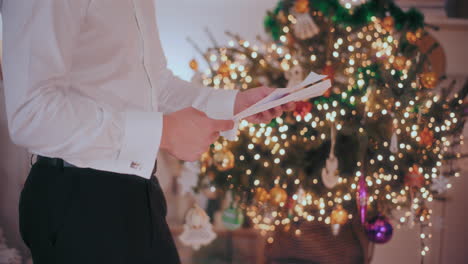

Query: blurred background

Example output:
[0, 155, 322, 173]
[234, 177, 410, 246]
[1, 0, 468, 263]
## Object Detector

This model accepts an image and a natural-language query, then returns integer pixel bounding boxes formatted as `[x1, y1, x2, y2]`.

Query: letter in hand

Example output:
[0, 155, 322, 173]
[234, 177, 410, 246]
[234, 86, 296, 124]
[160, 107, 234, 161]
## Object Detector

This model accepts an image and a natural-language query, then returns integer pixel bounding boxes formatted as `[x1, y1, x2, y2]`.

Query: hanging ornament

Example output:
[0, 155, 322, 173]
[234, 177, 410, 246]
[420, 72, 438, 89]
[290, 1, 319, 40]
[357, 171, 368, 225]
[222, 206, 245, 231]
[365, 215, 393, 244]
[294, 0, 310, 13]
[190, 59, 203, 85]
[179, 204, 217, 250]
[406, 29, 423, 44]
[393, 56, 407, 71]
[331, 205, 349, 225]
[213, 149, 235, 171]
[218, 63, 231, 78]
[321, 125, 339, 189]
[405, 165, 425, 189]
[254, 187, 270, 203]
[269, 186, 288, 206]
[390, 131, 398, 154]
[189, 59, 199, 71]
[430, 175, 450, 194]
[419, 127, 435, 147]
[285, 64, 304, 88]
[293, 101, 313, 118]
[382, 16, 395, 32]
[339, 0, 368, 10]
[178, 161, 201, 195]
[330, 205, 349, 236]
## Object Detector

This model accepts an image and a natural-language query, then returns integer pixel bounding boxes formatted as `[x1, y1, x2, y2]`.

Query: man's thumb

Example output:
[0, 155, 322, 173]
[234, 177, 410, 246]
[211, 119, 235, 132]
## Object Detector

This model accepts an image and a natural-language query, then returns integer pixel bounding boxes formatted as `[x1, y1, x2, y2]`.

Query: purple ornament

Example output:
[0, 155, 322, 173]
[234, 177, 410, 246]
[365, 215, 393, 244]
[357, 173, 368, 225]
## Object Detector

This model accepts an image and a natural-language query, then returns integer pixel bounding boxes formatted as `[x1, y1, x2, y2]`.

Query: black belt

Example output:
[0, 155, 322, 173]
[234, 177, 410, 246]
[36, 156, 158, 176]
[36, 156, 77, 168]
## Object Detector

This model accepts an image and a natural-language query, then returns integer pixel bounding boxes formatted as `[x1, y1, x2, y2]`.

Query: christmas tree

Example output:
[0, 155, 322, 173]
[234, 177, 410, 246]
[189, 0, 467, 259]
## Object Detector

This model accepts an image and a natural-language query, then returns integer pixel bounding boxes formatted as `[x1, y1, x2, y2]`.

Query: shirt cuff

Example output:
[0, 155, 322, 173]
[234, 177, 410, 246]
[194, 89, 238, 120]
[117, 111, 162, 179]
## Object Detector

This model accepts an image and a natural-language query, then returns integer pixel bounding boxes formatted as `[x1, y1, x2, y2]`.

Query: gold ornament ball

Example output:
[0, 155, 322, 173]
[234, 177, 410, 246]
[294, 0, 310, 14]
[382, 16, 395, 32]
[218, 63, 231, 78]
[269, 186, 288, 206]
[213, 149, 235, 171]
[189, 59, 199, 71]
[420, 72, 438, 89]
[331, 205, 349, 225]
[393, 56, 407, 71]
[255, 187, 270, 202]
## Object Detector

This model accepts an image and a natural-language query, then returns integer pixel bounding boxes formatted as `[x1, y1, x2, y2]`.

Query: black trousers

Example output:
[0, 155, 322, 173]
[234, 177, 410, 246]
[19, 161, 181, 264]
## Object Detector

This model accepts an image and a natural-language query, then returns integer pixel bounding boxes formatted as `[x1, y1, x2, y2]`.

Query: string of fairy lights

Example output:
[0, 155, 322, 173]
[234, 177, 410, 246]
[191, 0, 466, 261]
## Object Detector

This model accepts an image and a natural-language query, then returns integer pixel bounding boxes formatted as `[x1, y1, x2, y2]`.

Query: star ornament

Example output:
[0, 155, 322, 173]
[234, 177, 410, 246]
[430, 176, 450, 194]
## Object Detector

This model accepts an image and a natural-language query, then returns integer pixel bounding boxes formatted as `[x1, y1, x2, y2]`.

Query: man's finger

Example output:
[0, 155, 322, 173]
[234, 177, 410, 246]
[211, 119, 235, 131]
[282, 102, 296, 112]
[260, 111, 273, 123]
[271, 106, 283, 118]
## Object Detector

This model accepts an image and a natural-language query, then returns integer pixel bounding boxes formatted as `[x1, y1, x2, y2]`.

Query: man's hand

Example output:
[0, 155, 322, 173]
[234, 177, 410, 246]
[160, 107, 234, 161]
[234, 86, 296, 124]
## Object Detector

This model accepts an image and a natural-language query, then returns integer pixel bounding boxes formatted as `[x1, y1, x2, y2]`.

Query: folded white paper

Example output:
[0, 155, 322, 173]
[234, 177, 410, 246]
[219, 71, 332, 141]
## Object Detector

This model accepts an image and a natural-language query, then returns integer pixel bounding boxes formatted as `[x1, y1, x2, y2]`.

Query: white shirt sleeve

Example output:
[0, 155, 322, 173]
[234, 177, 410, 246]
[157, 68, 238, 120]
[2, 0, 162, 170]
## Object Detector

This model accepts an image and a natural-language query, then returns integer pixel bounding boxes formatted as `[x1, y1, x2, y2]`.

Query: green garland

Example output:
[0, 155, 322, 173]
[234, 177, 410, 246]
[264, 0, 425, 40]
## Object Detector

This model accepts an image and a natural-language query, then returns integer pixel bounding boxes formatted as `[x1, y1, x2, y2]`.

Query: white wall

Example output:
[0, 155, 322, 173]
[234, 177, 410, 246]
[155, 0, 277, 81]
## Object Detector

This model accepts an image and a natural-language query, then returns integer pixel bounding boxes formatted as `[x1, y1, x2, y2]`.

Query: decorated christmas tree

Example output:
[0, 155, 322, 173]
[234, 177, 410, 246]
[188, 0, 467, 260]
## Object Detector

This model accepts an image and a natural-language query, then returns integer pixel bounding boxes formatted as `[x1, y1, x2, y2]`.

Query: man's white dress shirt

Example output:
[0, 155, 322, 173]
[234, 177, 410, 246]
[0, 0, 238, 179]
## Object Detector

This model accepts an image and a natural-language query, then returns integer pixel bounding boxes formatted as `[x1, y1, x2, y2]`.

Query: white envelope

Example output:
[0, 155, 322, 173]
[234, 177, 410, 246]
[219, 71, 332, 141]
